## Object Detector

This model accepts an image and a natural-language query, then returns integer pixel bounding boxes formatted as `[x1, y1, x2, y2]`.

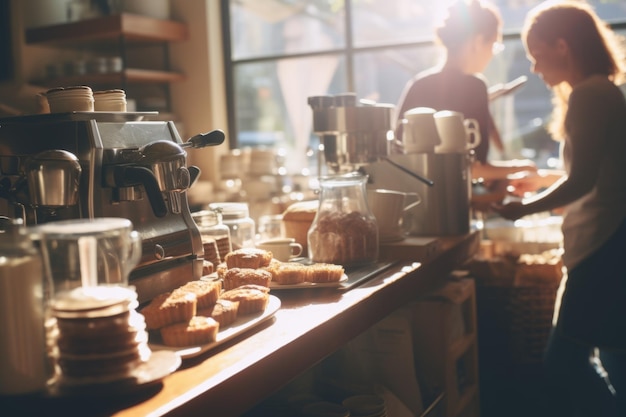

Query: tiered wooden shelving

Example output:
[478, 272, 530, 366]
[25, 13, 188, 110]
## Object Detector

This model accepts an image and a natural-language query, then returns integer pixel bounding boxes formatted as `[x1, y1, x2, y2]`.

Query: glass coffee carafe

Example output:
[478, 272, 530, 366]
[307, 172, 378, 267]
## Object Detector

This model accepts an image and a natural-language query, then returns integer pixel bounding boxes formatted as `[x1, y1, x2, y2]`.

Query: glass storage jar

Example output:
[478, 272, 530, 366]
[209, 202, 255, 250]
[307, 172, 378, 267]
[192, 209, 232, 264]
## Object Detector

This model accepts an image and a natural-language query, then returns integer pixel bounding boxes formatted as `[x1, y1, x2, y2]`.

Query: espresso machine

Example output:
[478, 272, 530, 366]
[308, 94, 472, 236]
[0, 112, 225, 302]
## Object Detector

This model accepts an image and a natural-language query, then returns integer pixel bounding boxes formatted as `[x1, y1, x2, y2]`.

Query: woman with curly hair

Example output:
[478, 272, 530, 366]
[495, 2, 626, 415]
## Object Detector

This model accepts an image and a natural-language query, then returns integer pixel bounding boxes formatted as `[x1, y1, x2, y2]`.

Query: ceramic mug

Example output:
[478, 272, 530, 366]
[400, 107, 441, 153]
[433, 110, 481, 153]
[256, 237, 303, 262]
[367, 188, 421, 242]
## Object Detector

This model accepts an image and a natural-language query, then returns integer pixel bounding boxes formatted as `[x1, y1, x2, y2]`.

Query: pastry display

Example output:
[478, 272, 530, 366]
[142, 248, 344, 348]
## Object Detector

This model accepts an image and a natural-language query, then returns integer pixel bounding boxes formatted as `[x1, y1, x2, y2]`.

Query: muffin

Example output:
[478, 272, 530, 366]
[225, 248, 273, 269]
[160, 316, 219, 347]
[178, 279, 221, 308]
[220, 286, 270, 315]
[141, 290, 197, 330]
[197, 299, 240, 327]
[268, 262, 308, 285]
[202, 259, 215, 276]
[306, 263, 345, 283]
[223, 267, 272, 290]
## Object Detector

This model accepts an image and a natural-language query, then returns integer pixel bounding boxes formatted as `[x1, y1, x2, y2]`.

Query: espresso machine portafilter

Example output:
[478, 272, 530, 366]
[0, 112, 225, 302]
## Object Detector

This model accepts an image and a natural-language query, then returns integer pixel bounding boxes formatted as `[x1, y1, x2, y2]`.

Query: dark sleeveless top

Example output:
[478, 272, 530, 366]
[396, 66, 491, 164]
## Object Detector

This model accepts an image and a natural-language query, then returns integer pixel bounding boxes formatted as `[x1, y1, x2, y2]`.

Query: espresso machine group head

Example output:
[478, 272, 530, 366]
[0, 112, 225, 302]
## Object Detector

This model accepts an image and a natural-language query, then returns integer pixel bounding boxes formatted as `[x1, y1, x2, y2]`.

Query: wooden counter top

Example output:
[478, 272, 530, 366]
[1, 232, 480, 417]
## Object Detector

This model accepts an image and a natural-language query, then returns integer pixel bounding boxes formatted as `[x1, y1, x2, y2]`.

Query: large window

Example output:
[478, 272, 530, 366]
[223, 0, 626, 173]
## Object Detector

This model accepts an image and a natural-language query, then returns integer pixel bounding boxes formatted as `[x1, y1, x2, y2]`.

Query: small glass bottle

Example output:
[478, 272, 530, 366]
[307, 172, 379, 267]
[209, 202, 256, 250]
[192, 209, 232, 264]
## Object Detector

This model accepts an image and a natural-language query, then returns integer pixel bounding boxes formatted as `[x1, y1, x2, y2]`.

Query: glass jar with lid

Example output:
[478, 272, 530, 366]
[192, 209, 232, 264]
[307, 172, 378, 267]
[208, 202, 255, 250]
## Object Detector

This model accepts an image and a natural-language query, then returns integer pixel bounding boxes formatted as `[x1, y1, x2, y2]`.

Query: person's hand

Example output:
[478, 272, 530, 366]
[507, 169, 564, 197]
[507, 175, 541, 197]
[509, 159, 538, 173]
[491, 200, 526, 221]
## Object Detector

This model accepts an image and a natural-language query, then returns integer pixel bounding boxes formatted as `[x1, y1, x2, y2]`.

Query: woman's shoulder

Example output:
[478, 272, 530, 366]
[571, 75, 624, 104]
[411, 68, 487, 91]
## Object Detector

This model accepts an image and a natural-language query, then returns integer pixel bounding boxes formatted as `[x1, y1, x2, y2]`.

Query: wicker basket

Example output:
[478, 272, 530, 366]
[468, 249, 562, 366]
[507, 284, 559, 364]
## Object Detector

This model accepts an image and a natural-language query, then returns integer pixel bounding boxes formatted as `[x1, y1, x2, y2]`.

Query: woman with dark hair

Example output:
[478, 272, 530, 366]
[395, 0, 536, 182]
[495, 1, 626, 415]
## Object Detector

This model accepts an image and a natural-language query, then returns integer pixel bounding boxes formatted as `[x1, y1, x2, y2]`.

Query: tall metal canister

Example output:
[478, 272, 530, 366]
[363, 152, 472, 236]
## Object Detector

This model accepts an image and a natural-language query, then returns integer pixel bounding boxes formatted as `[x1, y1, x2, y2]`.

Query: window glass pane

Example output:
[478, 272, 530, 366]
[230, 1, 345, 60]
[485, 39, 555, 167]
[233, 55, 347, 172]
[352, 0, 450, 47]
[353, 45, 441, 105]
[228, 0, 626, 173]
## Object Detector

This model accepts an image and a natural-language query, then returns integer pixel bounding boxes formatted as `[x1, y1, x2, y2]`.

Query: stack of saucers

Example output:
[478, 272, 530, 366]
[301, 401, 351, 417]
[342, 394, 387, 417]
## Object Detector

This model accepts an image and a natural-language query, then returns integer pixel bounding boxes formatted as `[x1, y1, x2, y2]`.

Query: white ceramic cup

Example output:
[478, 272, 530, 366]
[433, 110, 481, 153]
[256, 237, 303, 262]
[400, 107, 440, 153]
[367, 188, 421, 242]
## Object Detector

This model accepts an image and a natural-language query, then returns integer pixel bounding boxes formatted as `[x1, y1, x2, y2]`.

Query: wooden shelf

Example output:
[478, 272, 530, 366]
[25, 13, 188, 112]
[34, 68, 186, 88]
[25, 13, 188, 46]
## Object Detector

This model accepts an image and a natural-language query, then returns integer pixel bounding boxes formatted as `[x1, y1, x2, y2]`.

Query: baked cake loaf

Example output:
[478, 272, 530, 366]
[225, 248, 273, 269]
[178, 279, 221, 308]
[220, 285, 269, 315]
[141, 290, 197, 330]
[197, 299, 240, 327]
[160, 316, 219, 347]
[223, 267, 272, 290]
[282, 200, 318, 253]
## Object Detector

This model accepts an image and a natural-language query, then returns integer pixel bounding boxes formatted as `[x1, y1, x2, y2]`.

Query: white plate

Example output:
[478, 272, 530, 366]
[149, 295, 280, 359]
[269, 273, 348, 290]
